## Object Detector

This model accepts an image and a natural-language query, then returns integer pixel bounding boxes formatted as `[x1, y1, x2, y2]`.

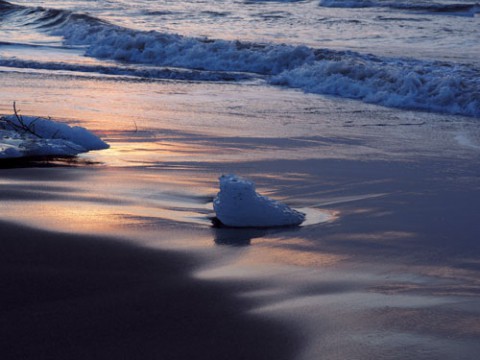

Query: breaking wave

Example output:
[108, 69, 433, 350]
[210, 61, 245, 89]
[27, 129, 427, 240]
[271, 56, 480, 117]
[1, 0, 479, 117]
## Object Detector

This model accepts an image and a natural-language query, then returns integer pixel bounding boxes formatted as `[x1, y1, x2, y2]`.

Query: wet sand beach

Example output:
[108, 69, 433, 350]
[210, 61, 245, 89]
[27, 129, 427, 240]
[1, 70, 480, 359]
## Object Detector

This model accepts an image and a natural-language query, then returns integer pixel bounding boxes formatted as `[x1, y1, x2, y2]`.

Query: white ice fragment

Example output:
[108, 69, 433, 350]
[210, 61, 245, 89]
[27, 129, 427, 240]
[213, 174, 305, 228]
[2, 115, 109, 151]
[0, 114, 109, 159]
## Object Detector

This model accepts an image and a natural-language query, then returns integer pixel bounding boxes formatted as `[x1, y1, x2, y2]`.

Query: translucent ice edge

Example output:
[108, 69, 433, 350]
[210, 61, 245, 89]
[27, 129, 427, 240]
[213, 174, 306, 228]
[0, 114, 109, 159]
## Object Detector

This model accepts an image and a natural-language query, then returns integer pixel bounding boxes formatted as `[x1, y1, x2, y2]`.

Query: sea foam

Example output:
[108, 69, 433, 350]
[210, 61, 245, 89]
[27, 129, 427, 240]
[271, 56, 480, 117]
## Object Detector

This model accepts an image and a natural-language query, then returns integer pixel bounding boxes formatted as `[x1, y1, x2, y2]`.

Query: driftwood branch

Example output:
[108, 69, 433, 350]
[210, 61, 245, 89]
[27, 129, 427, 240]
[0, 102, 43, 138]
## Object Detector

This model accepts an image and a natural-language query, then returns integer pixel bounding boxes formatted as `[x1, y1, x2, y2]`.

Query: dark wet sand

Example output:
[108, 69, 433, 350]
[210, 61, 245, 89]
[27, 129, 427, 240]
[0, 220, 299, 360]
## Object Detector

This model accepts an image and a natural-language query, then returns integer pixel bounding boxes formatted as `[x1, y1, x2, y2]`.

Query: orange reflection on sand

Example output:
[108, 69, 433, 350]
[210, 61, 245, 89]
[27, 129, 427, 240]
[2, 199, 209, 236]
[240, 237, 347, 268]
[90, 140, 219, 166]
[1, 201, 134, 235]
[0, 166, 216, 236]
[6, 77, 182, 133]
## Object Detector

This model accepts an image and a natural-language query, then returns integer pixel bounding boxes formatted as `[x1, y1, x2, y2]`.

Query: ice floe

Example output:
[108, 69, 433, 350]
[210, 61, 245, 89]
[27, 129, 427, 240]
[213, 174, 305, 228]
[0, 112, 109, 159]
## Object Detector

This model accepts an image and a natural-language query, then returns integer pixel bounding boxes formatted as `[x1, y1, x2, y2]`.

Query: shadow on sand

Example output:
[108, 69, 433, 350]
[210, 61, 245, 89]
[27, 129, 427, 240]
[0, 220, 299, 360]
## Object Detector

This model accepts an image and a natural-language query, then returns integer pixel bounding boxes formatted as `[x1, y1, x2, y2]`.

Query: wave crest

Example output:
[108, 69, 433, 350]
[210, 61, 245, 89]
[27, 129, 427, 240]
[271, 57, 480, 117]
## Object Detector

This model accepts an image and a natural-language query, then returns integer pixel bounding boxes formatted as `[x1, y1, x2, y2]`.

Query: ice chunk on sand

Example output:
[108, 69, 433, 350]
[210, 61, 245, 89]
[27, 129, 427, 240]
[0, 114, 109, 159]
[213, 174, 305, 228]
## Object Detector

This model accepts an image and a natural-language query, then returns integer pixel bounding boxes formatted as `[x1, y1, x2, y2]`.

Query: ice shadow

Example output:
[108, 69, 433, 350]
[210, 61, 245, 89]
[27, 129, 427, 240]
[0, 155, 102, 169]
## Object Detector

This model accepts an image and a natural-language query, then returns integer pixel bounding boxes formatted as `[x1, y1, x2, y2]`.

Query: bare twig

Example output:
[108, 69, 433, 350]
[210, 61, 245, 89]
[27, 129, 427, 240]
[0, 102, 43, 138]
[51, 129, 61, 139]
[133, 119, 138, 133]
[13, 102, 43, 138]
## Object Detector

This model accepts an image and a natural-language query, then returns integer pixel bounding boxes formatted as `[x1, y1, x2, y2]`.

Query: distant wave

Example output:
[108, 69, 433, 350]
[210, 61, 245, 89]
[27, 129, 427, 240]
[1, 0, 479, 117]
[319, 0, 480, 16]
[0, 0, 15, 9]
[0, 0, 110, 28]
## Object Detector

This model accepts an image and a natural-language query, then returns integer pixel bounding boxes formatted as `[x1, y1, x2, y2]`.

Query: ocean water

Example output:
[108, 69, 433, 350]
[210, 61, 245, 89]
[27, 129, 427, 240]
[1, 1, 480, 359]
[0, 0, 479, 116]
